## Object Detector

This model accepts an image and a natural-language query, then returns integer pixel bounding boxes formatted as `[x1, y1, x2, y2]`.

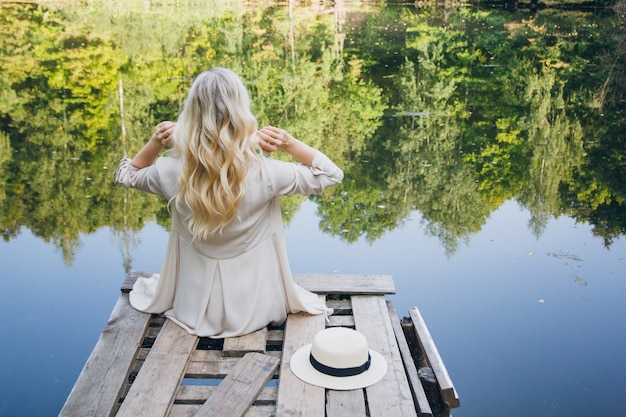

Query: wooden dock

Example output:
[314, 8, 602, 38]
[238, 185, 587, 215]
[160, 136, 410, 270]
[59, 272, 459, 417]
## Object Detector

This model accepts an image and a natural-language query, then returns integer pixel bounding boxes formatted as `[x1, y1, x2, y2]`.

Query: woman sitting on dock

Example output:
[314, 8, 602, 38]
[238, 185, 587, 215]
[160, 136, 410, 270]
[115, 67, 343, 338]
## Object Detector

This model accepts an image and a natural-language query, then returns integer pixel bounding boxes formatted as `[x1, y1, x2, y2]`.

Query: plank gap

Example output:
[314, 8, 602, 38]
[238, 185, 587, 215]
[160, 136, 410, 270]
[197, 337, 225, 350]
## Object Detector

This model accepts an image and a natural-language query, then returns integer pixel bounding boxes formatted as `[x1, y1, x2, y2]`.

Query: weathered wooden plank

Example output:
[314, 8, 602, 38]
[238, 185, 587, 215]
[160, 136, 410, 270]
[169, 404, 277, 417]
[176, 386, 277, 404]
[408, 307, 460, 409]
[186, 350, 280, 378]
[387, 302, 433, 417]
[223, 327, 267, 357]
[190, 349, 233, 362]
[192, 353, 280, 417]
[169, 404, 200, 417]
[136, 347, 152, 361]
[276, 295, 326, 417]
[326, 299, 352, 314]
[147, 325, 162, 339]
[59, 293, 150, 417]
[121, 270, 155, 292]
[241, 405, 277, 417]
[352, 295, 417, 417]
[328, 315, 355, 327]
[123, 272, 395, 294]
[266, 329, 284, 342]
[116, 319, 198, 417]
[186, 352, 238, 378]
[326, 389, 367, 417]
[294, 274, 395, 294]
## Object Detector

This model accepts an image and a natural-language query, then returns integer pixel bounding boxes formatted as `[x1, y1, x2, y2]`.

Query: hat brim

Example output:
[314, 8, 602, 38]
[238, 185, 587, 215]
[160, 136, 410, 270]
[289, 343, 388, 390]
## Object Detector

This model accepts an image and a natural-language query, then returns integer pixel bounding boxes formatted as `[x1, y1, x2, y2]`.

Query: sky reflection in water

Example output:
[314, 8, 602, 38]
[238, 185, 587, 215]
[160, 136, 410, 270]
[1, 199, 625, 417]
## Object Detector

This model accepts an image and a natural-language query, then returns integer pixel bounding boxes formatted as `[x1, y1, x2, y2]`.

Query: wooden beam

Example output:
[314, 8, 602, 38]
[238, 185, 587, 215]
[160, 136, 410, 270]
[58, 293, 150, 417]
[408, 307, 460, 409]
[387, 301, 433, 417]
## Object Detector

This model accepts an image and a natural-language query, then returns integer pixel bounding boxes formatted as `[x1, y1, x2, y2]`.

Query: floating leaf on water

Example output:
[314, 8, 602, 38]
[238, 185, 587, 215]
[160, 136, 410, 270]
[570, 274, 588, 286]
[547, 251, 583, 262]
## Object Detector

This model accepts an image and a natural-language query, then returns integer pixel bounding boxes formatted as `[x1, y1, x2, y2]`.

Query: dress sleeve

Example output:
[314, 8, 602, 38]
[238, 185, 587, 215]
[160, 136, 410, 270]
[114, 157, 165, 196]
[265, 150, 344, 196]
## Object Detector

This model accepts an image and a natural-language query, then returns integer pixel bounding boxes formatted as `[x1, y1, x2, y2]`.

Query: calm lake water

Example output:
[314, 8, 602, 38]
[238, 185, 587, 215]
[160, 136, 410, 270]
[1, 2, 625, 416]
[2, 200, 626, 416]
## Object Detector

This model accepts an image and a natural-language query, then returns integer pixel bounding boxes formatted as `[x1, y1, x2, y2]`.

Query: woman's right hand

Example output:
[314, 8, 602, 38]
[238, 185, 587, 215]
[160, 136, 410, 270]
[257, 126, 315, 167]
[257, 126, 292, 153]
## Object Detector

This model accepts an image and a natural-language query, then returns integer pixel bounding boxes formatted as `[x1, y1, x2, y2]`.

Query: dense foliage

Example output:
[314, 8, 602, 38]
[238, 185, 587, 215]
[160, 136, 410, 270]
[0, 1, 624, 263]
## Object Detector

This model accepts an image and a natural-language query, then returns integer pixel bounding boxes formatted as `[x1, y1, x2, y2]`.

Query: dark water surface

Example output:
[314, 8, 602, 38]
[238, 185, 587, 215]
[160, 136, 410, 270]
[1, 2, 625, 416]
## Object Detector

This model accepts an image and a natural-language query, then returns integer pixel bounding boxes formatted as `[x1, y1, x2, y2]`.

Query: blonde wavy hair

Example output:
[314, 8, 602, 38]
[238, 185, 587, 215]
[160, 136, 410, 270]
[172, 68, 260, 240]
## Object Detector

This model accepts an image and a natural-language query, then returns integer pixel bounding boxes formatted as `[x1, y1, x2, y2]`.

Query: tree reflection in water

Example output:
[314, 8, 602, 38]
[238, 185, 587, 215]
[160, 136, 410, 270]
[0, 2, 624, 260]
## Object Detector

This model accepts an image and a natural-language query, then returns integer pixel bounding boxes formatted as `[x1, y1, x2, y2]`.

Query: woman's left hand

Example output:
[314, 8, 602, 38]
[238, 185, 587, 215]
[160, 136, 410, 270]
[154, 121, 176, 147]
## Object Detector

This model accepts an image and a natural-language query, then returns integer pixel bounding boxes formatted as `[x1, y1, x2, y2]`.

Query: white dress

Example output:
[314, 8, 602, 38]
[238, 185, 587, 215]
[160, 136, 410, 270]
[115, 151, 343, 337]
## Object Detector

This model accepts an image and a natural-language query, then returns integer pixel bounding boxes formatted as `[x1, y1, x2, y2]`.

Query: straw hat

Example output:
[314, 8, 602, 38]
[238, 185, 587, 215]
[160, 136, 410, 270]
[289, 327, 387, 390]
